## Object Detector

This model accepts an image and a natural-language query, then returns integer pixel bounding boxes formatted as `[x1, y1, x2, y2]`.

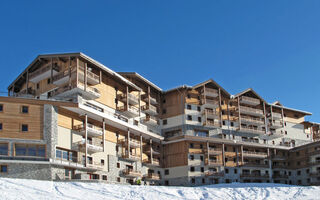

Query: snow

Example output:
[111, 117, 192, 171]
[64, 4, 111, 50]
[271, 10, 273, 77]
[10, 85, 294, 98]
[0, 178, 319, 200]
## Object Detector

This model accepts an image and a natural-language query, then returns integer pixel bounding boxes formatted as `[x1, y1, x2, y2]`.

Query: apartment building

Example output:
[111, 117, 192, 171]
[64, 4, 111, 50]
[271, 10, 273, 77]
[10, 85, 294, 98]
[0, 52, 319, 186]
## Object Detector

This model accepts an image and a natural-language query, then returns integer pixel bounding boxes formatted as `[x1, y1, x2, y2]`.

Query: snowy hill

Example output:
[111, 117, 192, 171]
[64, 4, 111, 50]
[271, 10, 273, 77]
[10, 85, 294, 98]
[0, 178, 319, 200]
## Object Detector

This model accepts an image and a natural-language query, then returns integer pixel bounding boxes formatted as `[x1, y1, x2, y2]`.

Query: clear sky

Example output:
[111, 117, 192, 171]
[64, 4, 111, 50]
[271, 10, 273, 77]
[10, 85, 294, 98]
[0, 1, 319, 121]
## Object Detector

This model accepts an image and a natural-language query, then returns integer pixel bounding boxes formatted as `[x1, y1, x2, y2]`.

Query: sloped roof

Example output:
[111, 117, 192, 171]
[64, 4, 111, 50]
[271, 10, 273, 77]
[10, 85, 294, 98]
[192, 79, 231, 97]
[118, 72, 162, 92]
[233, 88, 266, 102]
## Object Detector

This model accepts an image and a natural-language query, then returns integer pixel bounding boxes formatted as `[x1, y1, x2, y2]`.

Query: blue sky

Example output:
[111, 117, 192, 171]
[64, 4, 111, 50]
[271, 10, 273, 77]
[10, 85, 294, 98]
[0, 1, 319, 121]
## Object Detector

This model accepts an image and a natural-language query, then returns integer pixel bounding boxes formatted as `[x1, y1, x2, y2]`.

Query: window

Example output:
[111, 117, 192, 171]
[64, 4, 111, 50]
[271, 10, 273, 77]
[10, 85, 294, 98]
[200, 144, 203, 149]
[191, 178, 195, 184]
[102, 175, 107, 180]
[0, 143, 8, 155]
[198, 117, 201, 122]
[306, 169, 310, 174]
[0, 123, 2, 131]
[117, 177, 120, 182]
[187, 115, 192, 121]
[163, 119, 167, 125]
[36, 83, 40, 89]
[201, 167, 204, 172]
[296, 152, 300, 156]
[289, 171, 291, 176]
[162, 99, 166, 104]
[190, 167, 195, 172]
[162, 109, 166, 114]
[165, 180, 169, 186]
[0, 165, 7, 173]
[297, 171, 301, 175]
[190, 143, 194, 148]
[187, 94, 191, 99]
[101, 159, 105, 166]
[21, 124, 28, 132]
[47, 78, 51, 84]
[190, 155, 194, 160]
[117, 163, 120, 168]
[225, 168, 229, 174]
[200, 156, 204, 161]
[92, 174, 99, 180]
[222, 121, 225, 125]
[202, 178, 205, 184]
[187, 105, 192, 110]
[231, 122, 234, 127]
[234, 169, 238, 174]
[197, 106, 201, 112]
[0, 104, 3, 112]
[165, 169, 169, 175]
[21, 106, 29, 114]
[285, 131, 288, 135]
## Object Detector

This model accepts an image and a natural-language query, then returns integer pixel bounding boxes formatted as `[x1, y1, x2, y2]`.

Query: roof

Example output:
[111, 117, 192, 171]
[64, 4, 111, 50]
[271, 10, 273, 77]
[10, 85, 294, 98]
[118, 72, 162, 92]
[164, 85, 193, 93]
[233, 88, 266, 102]
[192, 79, 231, 97]
[267, 103, 312, 116]
[8, 52, 141, 91]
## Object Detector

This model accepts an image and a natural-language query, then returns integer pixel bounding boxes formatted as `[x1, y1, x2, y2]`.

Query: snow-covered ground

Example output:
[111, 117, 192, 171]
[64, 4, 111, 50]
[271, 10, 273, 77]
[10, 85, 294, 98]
[0, 178, 319, 200]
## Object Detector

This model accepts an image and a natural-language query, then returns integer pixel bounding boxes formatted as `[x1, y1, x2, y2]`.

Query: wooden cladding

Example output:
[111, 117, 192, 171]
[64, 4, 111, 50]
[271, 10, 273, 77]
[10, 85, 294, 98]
[0, 102, 43, 140]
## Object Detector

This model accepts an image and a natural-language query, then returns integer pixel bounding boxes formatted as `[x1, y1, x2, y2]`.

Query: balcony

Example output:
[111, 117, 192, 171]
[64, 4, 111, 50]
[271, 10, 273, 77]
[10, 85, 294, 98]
[141, 104, 158, 116]
[203, 110, 219, 119]
[269, 121, 283, 129]
[73, 123, 103, 137]
[203, 120, 220, 128]
[241, 116, 265, 126]
[239, 106, 264, 117]
[309, 172, 320, 177]
[122, 153, 141, 162]
[119, 138, 141, 148]
[241, 162, 269, 168]
[202, 88, 219, 98]
[86, 161, 104, 171]
[144, 173, 161, 180]
[242, 138, 259, 143]
[240, 173, 269, 178]
[240, 96, 261, 106]
[142, 115, 159, 126]
[189, 148, 204, 154]
[242, 151, 268, 158]
[78, 66, 100, 85]
[118, 105, 140, 118]
[14, 88, 36, 98]
[207, 148, 222, 155]
[142, 95, 158, 105]
[271, 112, 282, 119]
[207, 160, 223, 166]
[205, 171, 224, 177]
[238, 127, 265, 135]
[122, 169, 142, 178]
[271, 155, 287, 161]
[75, 139, 103, 153]
[52, 68, 75, 85]
[143, 158, 160, 167]
[272, 174, 288, 179]
[201, 98, 219, 109]
[50, 81, 100, 100]
[29, 64, 60, 83]
[117, 93, 139, 105]
[144, 148, 161, 156]
[309, 160, 320, 166]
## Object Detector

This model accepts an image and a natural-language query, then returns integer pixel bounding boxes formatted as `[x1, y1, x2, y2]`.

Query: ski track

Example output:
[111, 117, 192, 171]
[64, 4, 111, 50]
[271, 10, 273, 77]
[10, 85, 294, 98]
[0, 178, 319, 200]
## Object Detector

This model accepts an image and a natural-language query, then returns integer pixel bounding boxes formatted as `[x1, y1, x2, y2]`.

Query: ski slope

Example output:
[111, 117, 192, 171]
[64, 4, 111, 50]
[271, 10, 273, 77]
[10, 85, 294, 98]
[0, 178, 319, 200]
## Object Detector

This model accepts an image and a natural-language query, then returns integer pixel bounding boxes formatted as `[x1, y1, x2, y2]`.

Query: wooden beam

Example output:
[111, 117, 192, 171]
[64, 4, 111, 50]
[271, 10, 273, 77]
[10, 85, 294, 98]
[127, 129, 130, 158]
[140, 135, 143, 162]
[218, 88, 222, 127]
[102, 119, 105, 152]
[263, 102, 267, 134]
[241, 145, 244, 164]
[76, 57, 79, 87]
[84, 62, 87, 91]
[238, 97, 241, 130]
[222, 143, 225, 166]
[150, 139, 153, 165]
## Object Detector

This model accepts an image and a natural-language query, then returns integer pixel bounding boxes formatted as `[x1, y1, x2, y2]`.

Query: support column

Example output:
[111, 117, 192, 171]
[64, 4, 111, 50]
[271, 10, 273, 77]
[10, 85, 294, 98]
[150, 139, 153, 164]
[50, 58, 53, 84]
[222, 143, 225, 166]
[76, 57, 79, 87]
[263, 102, 267, 134]
[218, 88, 222, 127]
[84, 63, 87, 91]
[238, 97, 241, 130]
[236, 146, 239, 167]
[68, 57, 72, 85]
[127, 129, 130, 158]
[138, 91, 141, 116]
[126, 86, 129, 110]
[206, 141, 210, 165]
[102, 119, 105, 152]
[140, 135, 143, 162]
[99, 70, 102, 84]
[85, 114, 88, 167]
[241, 145, 244, 164]
[267, 148, 272, 181]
